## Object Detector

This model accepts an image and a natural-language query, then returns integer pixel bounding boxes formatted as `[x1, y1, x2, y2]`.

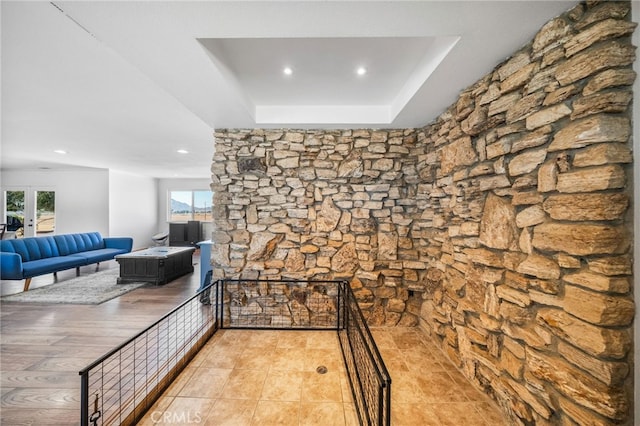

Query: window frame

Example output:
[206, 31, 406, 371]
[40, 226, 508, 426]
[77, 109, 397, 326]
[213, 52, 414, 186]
[168, 189, 213, 223]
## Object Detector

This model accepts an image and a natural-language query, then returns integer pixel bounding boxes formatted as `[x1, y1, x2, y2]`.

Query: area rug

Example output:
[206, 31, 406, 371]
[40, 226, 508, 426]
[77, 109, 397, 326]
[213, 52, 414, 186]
[0, 269, 147, 305]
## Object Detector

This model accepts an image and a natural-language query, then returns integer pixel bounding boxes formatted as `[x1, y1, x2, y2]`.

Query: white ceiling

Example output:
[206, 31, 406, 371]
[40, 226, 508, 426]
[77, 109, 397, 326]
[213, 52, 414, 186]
[1, 1, 575, 179]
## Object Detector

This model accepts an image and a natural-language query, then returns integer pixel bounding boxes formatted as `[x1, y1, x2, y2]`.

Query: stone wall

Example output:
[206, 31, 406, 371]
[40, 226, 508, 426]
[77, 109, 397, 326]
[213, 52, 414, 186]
[211, 128, 424, 327]
[210, 1, 636, 424]
[414, 2, 636, 424]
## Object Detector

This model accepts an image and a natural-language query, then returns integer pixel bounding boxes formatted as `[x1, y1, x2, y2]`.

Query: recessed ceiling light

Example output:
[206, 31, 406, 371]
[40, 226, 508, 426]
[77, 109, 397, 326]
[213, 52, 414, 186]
[283, 67, 293, 76]
[53, 149, 67, 154]
[356, 67, 367, 76]
[177, 149, 189, 154]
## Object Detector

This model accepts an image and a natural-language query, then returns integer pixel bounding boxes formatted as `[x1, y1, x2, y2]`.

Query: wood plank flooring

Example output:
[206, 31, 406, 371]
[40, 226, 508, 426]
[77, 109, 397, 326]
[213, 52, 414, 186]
[1, 257, 202, 425]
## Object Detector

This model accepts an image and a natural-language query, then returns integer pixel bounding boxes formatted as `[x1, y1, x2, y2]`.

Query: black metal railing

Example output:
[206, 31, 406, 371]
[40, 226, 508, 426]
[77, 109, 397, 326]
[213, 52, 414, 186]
[220, 279, 341, 330]
[80, 278, 390, 426]
[338, 283, 391, 426]
[79, 281, 219, 426]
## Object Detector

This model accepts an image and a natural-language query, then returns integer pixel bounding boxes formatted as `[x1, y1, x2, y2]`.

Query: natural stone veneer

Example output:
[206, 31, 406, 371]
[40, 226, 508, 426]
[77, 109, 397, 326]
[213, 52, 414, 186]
[210, 1, 635, 424]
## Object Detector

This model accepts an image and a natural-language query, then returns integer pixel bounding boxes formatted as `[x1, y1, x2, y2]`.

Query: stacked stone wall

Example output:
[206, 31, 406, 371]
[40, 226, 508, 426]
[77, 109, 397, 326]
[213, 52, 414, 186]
[211, 1, 636, 424]
[211, 127, 425, 327]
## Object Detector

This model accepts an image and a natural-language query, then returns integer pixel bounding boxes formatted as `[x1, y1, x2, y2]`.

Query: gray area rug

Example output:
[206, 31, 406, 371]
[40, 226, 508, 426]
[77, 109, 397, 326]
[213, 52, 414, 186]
[1, 269, 147, 305]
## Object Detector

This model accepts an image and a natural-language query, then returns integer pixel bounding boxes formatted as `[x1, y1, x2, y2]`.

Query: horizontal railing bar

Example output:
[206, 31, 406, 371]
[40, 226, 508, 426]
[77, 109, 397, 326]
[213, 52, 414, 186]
[222, 278, 350, 284]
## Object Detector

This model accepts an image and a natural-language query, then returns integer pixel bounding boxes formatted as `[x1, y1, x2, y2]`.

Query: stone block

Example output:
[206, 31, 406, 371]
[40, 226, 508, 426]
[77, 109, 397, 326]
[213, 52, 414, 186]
[525, 103, 571, 130]
[526, 347, 628, 420]
[512, 191, 544, 206]
[583, 68, 636, 96]
[497, 52, 531, 81]
[511, 125, 552, 154]
[515, 204, 546, 228]
[543, 84, 580, 106]
[330, 242, 357, 274]
[463, 248, 502, 268]
[556, 41, 635, 86]
[563, 271, 629, 294]
[501, 322, 549, 350]
[537, 160, 557, 193]
[378, 231, 399, 260]
[571, 90, 632, 120]
[506, 92, 545, 124]
[536, 308, 631, 360]
[557, 341, 629, 387]
[532, 223, 628, 256]
[439, 136, 478, 175]
[564, 19, 636, 58]
[564, 285, 634, 326]
[548, 114, 630, 152]
[501, 62, 539, 94]
[556, 164, 625, 193]
[516, 254, 560, 280]
[517, 225, 529, 255]
[587, 256, 632, 276]
[478, 193, 518, 250]
[496, 286, 531, 308]
[557, 396, 615, 426]
[572, 143, 632, 167]
[556, 254, 581, 269]
[533, 17, 572, 54]
[316, 197, 342, 232]
[488, 92, 521, 116]
[575, 2, 630, 31]
[477, 175, 511, 192]
[542, 193, 629, 221]
[486, 137, 513, 160]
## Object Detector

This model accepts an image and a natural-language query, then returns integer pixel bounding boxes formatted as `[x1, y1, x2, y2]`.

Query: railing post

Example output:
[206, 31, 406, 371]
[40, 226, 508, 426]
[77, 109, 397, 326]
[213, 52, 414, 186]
[220, 279, 225, 328]
[80, 371, 89, 426]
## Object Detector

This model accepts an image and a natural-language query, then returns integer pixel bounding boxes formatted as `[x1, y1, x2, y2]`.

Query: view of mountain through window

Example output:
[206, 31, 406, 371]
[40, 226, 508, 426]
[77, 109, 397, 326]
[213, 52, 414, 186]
[169, 190, 212, 222]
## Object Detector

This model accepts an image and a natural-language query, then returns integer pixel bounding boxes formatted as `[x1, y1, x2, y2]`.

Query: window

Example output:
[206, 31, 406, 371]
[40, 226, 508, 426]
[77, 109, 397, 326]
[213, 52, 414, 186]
[169, 190, 212, 222]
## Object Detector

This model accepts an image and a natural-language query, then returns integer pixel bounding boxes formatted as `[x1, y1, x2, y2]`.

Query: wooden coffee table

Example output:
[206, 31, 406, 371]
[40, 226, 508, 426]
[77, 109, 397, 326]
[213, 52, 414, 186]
[115, 246, 195, 285]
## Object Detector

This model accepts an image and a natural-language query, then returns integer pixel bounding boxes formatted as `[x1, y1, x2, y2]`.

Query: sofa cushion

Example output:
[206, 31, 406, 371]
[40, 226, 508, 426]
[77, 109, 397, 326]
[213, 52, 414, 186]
[54, 232, 104, 256]
[69, 248, 129, 264]
[21, 256, 86, 278]
[0, 236, 59, 262]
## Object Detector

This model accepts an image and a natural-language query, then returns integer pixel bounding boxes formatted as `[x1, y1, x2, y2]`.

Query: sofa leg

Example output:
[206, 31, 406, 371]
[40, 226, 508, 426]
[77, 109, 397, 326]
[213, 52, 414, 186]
[76, 267, 80, 276]
[53, 272, 58, 281]
[23, 278, 32, 292]
[95, 262, 100, 271]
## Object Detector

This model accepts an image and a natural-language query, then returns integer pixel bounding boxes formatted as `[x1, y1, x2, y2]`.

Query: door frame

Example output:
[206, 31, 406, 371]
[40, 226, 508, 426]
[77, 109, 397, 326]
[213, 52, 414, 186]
[1, 186, 56, 238]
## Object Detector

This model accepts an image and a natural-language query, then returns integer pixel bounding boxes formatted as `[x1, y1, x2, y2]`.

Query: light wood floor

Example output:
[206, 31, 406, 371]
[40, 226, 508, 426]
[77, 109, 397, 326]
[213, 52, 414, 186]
[1, 258, 203, 425]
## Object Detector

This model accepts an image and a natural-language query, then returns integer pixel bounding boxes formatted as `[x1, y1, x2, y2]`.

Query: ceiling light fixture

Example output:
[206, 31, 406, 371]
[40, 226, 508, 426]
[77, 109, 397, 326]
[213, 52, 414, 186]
[177, 149, 189, 154]
[54, 149, 67, 154]
[283, 67, 293, 76]
[356, 67, 367, 76]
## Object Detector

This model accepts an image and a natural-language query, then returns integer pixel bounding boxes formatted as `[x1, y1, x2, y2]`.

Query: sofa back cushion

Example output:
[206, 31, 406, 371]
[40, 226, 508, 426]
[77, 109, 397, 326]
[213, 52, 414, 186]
[53, 232, 105, 255]
[0, 236, 60, 262]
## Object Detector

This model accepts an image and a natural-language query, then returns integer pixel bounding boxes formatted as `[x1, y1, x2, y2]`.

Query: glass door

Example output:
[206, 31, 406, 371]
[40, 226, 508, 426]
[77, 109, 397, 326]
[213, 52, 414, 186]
[2, 187, 55, 238]
[35, 190, 55, 236]
[4, 190, 25, 238]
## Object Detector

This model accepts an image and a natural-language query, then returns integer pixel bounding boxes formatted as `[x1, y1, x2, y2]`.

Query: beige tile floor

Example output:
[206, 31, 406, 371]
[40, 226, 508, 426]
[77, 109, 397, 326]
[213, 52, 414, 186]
[140, 328, 507, 425]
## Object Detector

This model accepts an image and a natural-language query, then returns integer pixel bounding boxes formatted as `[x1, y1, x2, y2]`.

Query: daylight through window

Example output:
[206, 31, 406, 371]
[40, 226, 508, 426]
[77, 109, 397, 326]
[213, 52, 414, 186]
[169, 190, 212, 222]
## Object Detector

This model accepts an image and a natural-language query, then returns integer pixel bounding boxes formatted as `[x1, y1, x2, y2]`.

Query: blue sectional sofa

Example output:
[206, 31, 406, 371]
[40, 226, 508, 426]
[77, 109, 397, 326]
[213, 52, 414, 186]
[0, 232, 133, 291]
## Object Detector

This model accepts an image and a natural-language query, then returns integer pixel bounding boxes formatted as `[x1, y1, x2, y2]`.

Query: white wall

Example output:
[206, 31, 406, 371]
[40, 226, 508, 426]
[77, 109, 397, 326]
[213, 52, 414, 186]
[108, 170, 158, 250]
[1, 168, 110, 235]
